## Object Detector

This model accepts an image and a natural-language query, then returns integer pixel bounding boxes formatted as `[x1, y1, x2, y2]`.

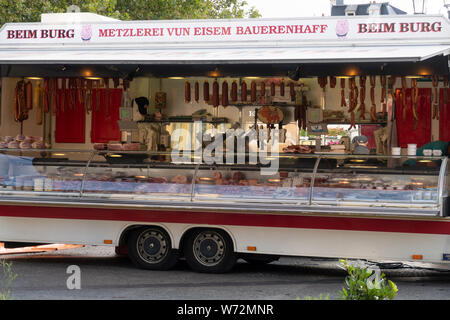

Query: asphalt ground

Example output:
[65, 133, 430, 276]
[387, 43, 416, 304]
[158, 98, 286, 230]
[0, 245, 449, 300]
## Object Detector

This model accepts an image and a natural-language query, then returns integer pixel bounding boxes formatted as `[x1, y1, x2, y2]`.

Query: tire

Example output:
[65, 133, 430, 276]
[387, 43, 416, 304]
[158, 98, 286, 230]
[127, 226, 177, 270]
[183, 229, 236, 273]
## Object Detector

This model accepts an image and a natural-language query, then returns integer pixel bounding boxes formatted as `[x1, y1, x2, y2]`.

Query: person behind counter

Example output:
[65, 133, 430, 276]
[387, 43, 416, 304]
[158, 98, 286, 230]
[352, 135, 370, 155]
[133, 97, 149, 121]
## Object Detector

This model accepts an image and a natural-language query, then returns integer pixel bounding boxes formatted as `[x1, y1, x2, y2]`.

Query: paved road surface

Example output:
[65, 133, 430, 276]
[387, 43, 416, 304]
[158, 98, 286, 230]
[1, 245, 449, 300]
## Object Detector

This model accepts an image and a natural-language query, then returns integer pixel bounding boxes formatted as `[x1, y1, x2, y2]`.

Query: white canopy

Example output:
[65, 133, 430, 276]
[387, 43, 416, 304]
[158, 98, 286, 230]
[0, 44, 448, 64]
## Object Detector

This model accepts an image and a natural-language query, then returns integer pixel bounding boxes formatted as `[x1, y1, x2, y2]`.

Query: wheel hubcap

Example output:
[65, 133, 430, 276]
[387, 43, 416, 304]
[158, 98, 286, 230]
[193, 231, 226, 267]
[137, 230, 168, 264]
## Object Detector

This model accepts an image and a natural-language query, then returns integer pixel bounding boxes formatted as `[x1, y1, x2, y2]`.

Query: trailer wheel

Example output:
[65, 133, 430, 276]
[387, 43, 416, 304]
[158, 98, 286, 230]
[127, 226, 177, 270]
[183, 229, 236, 273]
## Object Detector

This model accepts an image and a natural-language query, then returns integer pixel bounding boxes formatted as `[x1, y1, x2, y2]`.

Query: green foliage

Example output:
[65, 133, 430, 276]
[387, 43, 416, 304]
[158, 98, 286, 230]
[0, 0, 260, 26]
[0, 260, 18, 300]
[302, 293, 330, 300]
[339, 259, 398, 300]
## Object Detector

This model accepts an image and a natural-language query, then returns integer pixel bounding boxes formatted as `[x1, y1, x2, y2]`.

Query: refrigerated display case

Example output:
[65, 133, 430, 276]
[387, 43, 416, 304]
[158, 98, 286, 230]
[0, 149, 447, 218]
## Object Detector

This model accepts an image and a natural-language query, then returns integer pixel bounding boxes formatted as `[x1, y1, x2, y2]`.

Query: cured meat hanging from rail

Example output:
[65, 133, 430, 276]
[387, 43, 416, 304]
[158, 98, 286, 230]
[203, 81, 210, 103]
[270, 81, 275, 96]
[14, 80, 28, 122]
[222, 81, 229, 107]
[241, 80, 247, 103]
[250, 81, 257, 103]
[185, 81, 191, 103]
[294, 93, 307, 131]
[231, 81, 237, 103]
[194, 81, 199, 103]
[329, 76, 336, 89]
[443, 76, 449, 105]
[212, 80, 219, 107]
[289, 82, 295, 100]
[103, 77, 110, 116]
[369, 75, 376, 121]
[260, 81, 266, 98]
[359, 76, 366, 120]
[380, 75, 387, 118]
[340, 78, 346, 107]
[86, 79, 93, 113]
[279, 81, 285, 96]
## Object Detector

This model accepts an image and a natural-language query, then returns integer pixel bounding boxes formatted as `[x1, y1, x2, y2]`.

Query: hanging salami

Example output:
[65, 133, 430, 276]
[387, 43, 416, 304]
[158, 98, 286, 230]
[380, 75, 387, 118]
[369, 75, 376, 121]
[42, 78, 50, 114]
[203, 81, 210, 103]
[289, 82, 295, 99]
[185, 81, 191, 103]
[222, 81, 229, 107]
[103, 77, 110, 116]
[212, 80, 219, 107]
[279, 81, 285, 96]
[329, 76, 337, 88]
[251, 81, 257, 103]
[231, 81, 237, 103]
[340, 78, 346, 107]
[270, 82, 275, 96]
[194, 81, 199, 103]
[260, 81, 266, 98]
[241, 80, 247, 103]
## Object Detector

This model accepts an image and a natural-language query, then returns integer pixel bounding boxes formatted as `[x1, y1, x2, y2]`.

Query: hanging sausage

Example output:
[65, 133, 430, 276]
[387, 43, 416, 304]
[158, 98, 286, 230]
[279, 81, 285, 96]
[401, 77, 407, 122]
[241, 80, 247, 103]
[203, 81, 210, 103]
[369, 75, 377, 121]
[250, 81, 257, 103]
[185, 81, 191, 103]
[222, 81, 229, 107]
[380, 75, 387, 118]
[194, 81, 199, 103]
[260, 81, 266, 98]
[340, 78, 346, 107]
[25, 81, 33, 110]
[329, 76, 337, 89]
[270, 82, 275, 96]
[359, 76, 366, 120]
[231, 81, 237, 103]
[103, 77, 110, 116]
[212, 80, 219, 107]
[289, 82, 295, 100]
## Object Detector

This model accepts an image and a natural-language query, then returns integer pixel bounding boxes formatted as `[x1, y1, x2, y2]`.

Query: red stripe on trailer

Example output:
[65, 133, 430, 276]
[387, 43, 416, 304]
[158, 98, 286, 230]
[0, 205, 449, 235]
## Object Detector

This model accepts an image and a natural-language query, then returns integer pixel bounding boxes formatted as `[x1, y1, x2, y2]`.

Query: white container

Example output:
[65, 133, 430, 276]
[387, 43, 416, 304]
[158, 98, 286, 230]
[432, 149, 442, 156]
[423, 149, 432, 156]
[33, 178, 44, 192]
[407, 148, 417, 156]
[407, 144, 417, 149]
[391, 147, 401, 155]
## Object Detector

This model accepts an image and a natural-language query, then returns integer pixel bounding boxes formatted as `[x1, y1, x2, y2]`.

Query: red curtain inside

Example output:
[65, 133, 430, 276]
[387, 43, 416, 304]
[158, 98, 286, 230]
[91, 88, 123, 143]
[55, 89, 86, 143]
[360, 124, 382, 150]
[395, 88, 431, 148]
[439, 88, 450, 141]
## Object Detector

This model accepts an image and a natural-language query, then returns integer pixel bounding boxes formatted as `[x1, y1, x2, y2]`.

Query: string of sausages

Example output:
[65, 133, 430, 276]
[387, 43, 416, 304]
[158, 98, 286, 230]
[411, 78, 419, 128]
[185, 80, 298, 107]
[369, 76, 376, 121]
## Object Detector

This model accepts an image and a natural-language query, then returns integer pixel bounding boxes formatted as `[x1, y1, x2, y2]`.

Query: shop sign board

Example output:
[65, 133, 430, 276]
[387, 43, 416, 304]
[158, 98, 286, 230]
[0, 15, 449, 46]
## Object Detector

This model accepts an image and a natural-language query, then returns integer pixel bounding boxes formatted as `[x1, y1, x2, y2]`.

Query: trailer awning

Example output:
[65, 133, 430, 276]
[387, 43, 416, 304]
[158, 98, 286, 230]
[0, 44, 448, 64]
